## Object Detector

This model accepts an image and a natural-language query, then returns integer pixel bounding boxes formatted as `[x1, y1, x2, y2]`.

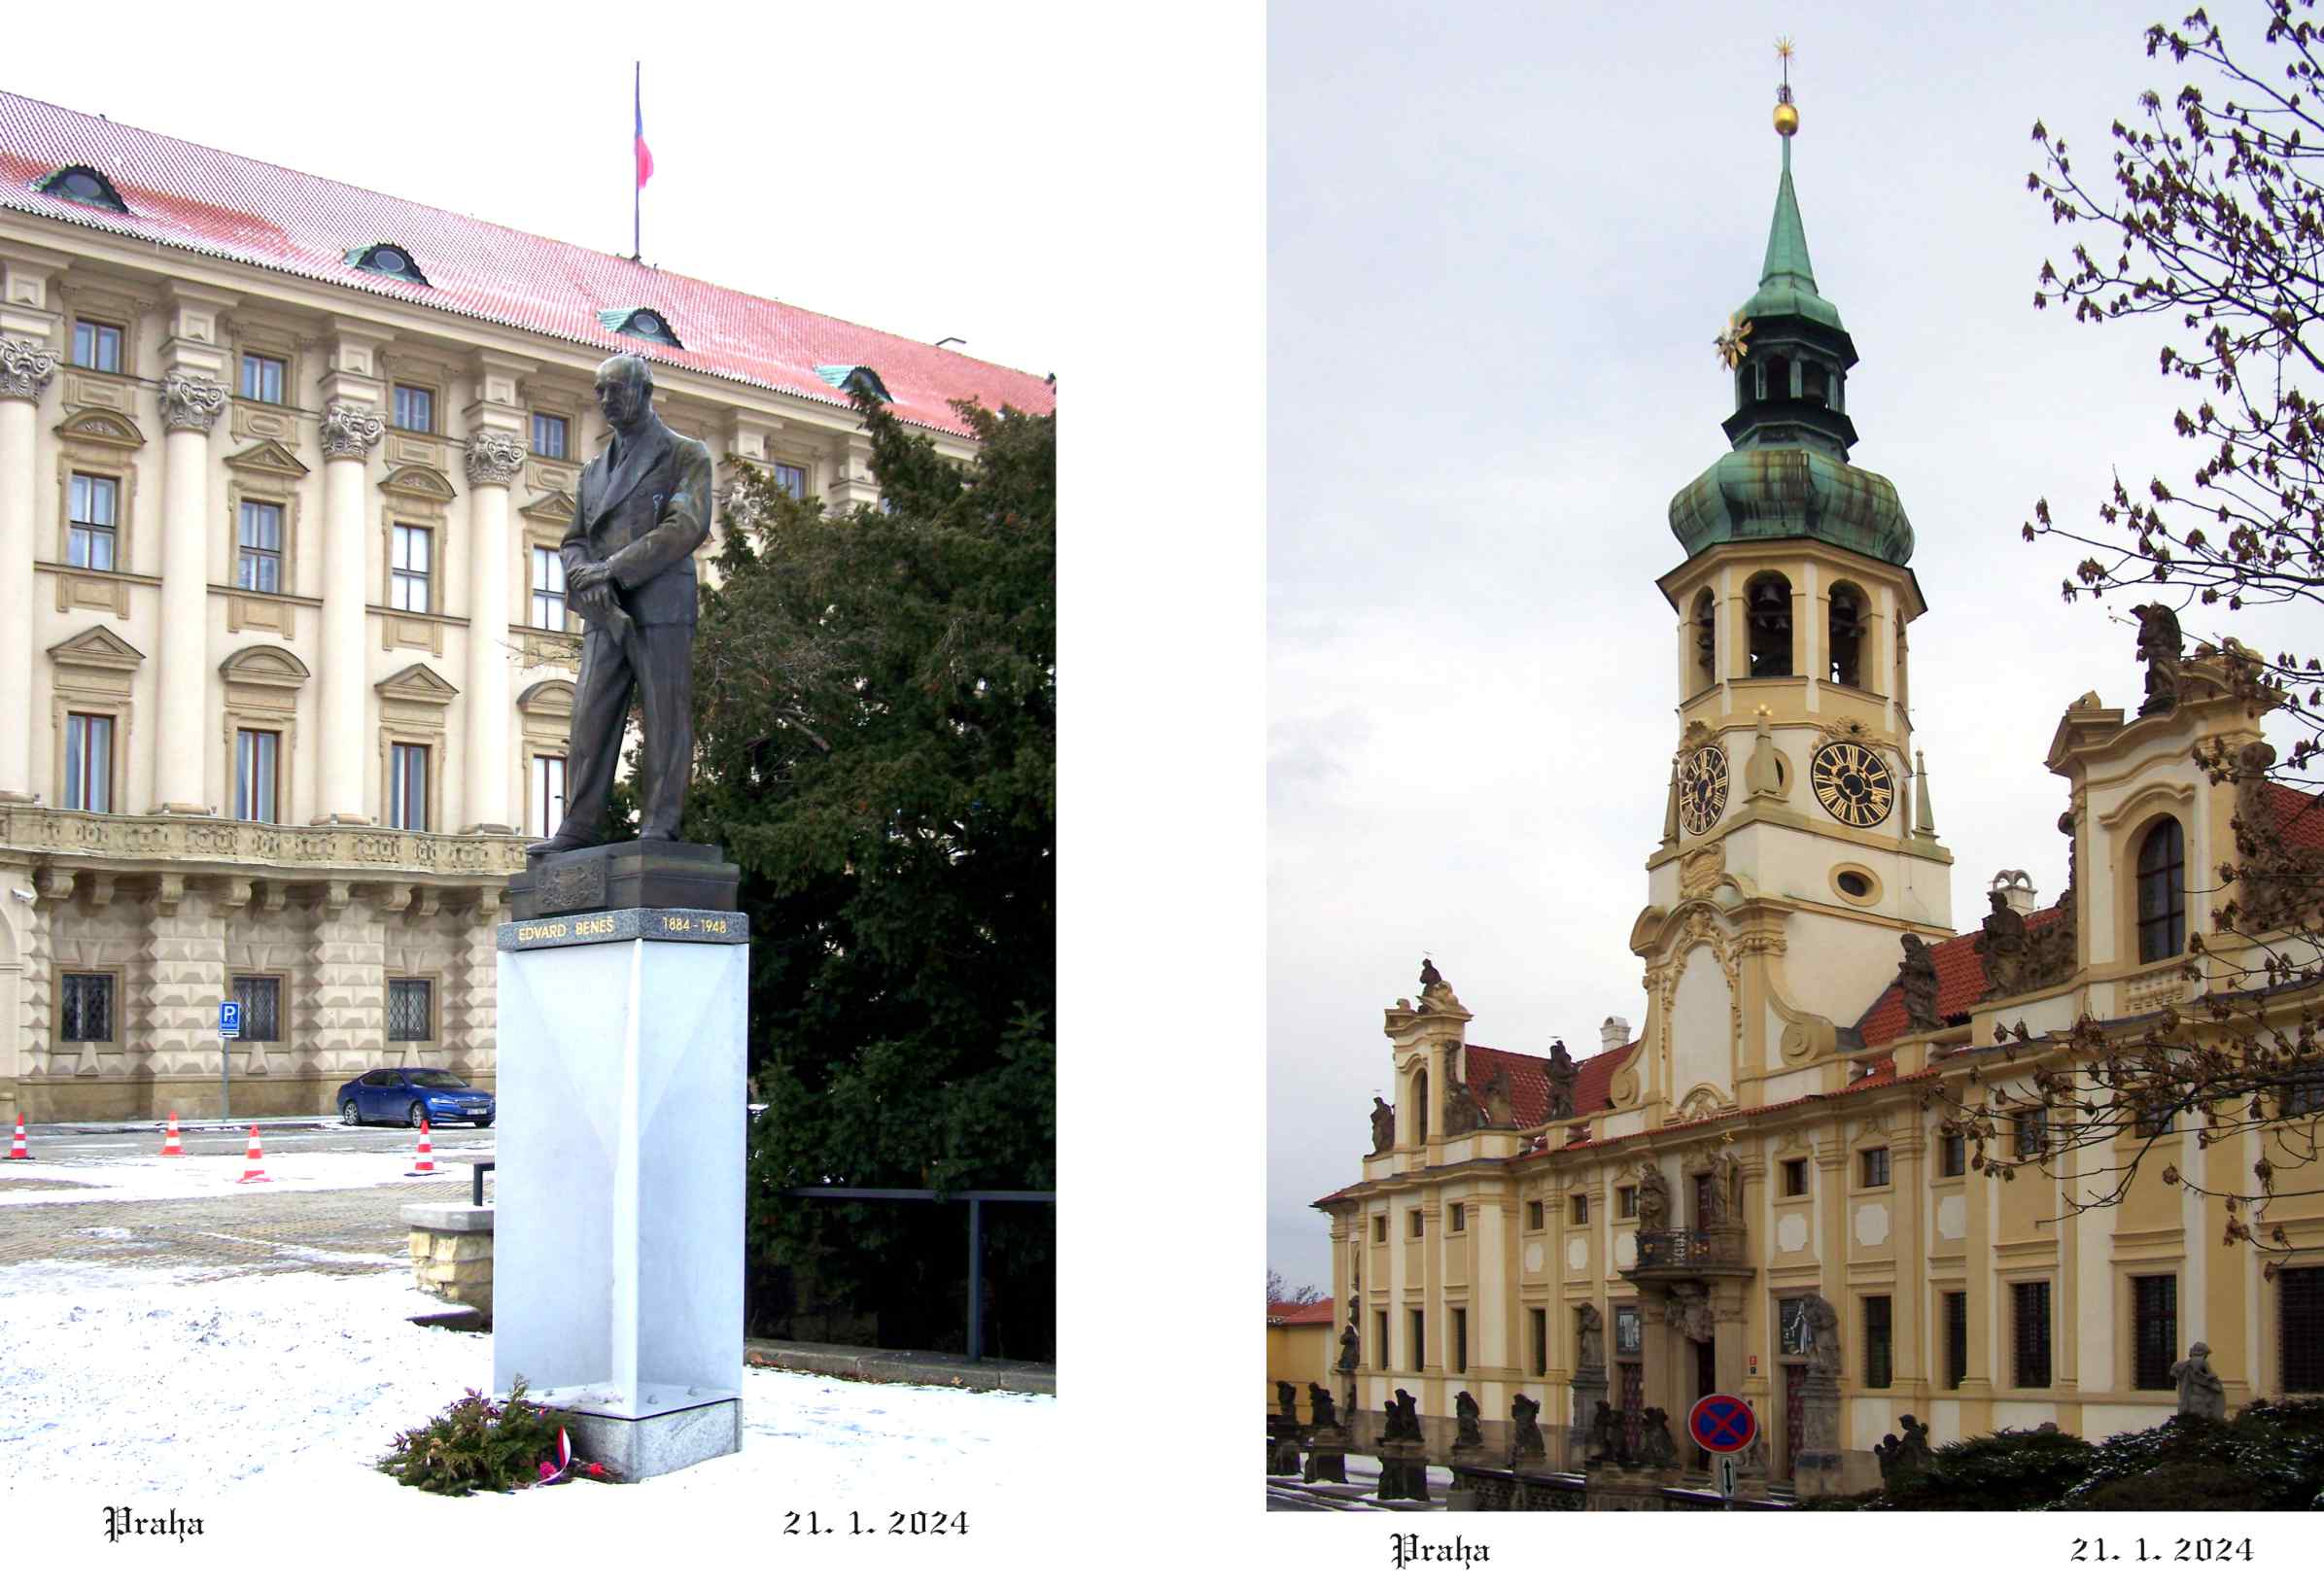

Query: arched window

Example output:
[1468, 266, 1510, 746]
[1691, 589, 1717, 692]
[1412, 1070, 1431, 1144]
[1828, 582, 1867, 688]
[1747, 574, 1793, 677]
[2137, 818, 2187, 962]
[1767, 355, 1790, 400]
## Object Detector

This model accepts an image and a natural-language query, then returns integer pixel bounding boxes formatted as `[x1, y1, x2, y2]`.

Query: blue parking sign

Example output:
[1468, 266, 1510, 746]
[220, 1000, 241, 1036]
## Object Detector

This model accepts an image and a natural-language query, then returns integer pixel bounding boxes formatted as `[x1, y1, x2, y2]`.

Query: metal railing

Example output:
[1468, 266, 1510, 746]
[1631, 1225, 1746, 1270]
[781, 1187, 1055, 1363]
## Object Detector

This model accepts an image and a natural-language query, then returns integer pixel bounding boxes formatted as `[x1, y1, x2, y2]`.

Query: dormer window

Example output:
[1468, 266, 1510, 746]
[35, 164, 128, 215]
[599, 307, 682, 348]
[815, 363, 893, 404]
[348, 242, 430, 286]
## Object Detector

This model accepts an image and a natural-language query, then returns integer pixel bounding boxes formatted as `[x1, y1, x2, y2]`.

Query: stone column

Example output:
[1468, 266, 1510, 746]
[154, 375, 228, 813]
[461, 431, 523, 832]
[317, 404, 383, 824]
[0, 337, 60, 804]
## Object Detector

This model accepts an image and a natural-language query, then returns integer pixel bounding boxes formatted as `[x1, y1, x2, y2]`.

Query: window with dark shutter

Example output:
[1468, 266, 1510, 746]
[2133, 1274, 2178, 1391]
[1939, 1130, 1966, 1178]
[1531, 1307, 1547, 1375]
[1452, 1307, 1468, 1372]
[1409, 1309, 1425, 1371]
[2014, 1281, 2053, 1389]
[1863, 1295, 1892, 1389]
[1944, 1291, 1968, 1390]
[2282, 1268, 2324, 1394]
[2137, 818, 2187, 962]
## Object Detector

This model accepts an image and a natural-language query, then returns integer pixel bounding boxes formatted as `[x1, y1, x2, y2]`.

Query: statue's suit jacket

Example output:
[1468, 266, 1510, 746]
[560, 411, 714, 626]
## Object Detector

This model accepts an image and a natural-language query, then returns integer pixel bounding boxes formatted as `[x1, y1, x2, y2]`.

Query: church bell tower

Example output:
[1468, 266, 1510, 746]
[1625, 52, 1956, 1122]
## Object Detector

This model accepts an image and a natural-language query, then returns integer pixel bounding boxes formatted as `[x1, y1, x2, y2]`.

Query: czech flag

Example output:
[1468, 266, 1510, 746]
[635, 69, 654, 190]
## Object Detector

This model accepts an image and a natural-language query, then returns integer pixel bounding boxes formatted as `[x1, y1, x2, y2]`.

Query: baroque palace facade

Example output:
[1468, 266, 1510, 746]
[0, 90, 1052, 1121]
[1313, 100, 2324, 1488]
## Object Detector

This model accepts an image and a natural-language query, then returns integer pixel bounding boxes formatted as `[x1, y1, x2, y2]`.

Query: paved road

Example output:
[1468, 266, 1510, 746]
[0, 1123, 494, 1282]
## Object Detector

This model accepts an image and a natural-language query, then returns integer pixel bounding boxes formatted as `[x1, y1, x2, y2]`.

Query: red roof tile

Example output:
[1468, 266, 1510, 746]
[0, 92, 1053, 438]
[1855, 908, 2060, 1047]
[2263, 780, 2324, 847]
[1267, 1299, 1335, 1327]
[1462, 1040, 1632, 1129]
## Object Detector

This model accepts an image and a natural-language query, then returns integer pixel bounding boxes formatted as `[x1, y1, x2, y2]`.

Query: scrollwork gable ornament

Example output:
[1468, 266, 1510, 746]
[318, 402, 384, 460]
[463, 429, 526, 487]
[159, 372, 227, 433]
[0, 337, 60, 402]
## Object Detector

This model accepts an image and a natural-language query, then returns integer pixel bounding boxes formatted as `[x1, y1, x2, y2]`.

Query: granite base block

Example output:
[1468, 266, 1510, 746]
[552, 1396, 744, 1481]
[510, 840, 739, 920]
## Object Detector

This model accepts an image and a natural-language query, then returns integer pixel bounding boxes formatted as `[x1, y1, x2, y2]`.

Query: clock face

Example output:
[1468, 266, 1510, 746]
[1811, 741, 1895, 828]
[1679, 746, 1729, 835]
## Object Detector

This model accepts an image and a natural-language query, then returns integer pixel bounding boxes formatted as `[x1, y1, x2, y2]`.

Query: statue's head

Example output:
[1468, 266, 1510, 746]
[594, 354, 653, 428]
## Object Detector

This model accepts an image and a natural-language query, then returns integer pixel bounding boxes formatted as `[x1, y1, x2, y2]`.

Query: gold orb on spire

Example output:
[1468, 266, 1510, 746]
[1774, 36, 1799, 135]
[1775, 101, 1799, 136]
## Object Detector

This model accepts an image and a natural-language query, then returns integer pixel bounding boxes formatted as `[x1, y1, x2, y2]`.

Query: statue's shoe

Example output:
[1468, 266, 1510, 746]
[525, 834, 591, 858]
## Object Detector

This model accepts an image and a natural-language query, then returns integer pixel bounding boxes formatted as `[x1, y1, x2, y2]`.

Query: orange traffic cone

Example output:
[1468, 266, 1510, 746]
[159, 1112, 184, 1158]
[8, 1114, 29, 1160]
[234, 1123, 270, 1184]
[406, 1117, 438, 1177]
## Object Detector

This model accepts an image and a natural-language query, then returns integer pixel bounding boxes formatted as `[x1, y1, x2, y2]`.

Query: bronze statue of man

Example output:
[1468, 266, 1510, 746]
[529, 353, 713, 854]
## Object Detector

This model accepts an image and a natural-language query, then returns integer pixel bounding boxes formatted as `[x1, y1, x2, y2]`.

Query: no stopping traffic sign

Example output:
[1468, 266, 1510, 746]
[1688, 1393, 1756, 1454]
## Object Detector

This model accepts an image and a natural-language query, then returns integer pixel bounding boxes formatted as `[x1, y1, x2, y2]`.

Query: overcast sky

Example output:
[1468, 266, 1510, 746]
[1266, 0, 2324, 1294]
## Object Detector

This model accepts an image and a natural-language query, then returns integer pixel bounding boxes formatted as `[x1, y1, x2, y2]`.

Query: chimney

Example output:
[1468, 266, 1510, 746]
[1600, 1016, 1632, 1052]
[1992, 869, 2038, 914]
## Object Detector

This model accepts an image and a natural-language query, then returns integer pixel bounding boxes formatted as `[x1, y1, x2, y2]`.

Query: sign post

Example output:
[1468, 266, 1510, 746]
[1688, 1393, 1757, 1510]
[218, 1000, 241, 1122]
[1716, 1453, 1737, 1501]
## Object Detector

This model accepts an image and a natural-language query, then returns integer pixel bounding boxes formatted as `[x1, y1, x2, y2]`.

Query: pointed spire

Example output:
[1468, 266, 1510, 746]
[1913, 749, 1938, 838]
[1661, 756, 1682, 845]
[1759, 137, 1819, 298]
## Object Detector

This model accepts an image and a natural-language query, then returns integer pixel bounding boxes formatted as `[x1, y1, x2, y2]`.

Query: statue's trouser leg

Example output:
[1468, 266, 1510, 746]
[632, 622, 695, 840]
[556, 623, 638, 845]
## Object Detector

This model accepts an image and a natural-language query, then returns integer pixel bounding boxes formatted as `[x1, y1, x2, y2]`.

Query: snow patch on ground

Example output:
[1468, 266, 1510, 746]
[0, 1147, 480, 1205]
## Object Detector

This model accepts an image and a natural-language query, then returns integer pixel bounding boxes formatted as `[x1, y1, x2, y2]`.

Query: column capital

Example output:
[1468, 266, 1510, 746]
[0, 336, 58, 403]
[463, 428, 526, 487]
[159, 372, 228, 433]
[319, 402, 384, 460]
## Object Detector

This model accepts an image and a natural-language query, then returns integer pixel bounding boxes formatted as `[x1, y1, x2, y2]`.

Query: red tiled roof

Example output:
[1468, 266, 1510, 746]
[2263, 780, 2324, 847]
[1855, 909, 2060, 1047]
[1462, 1040, 1632, 1129]
[0, 92, 1054, 438]
[1267, 1299, 1335, 1327]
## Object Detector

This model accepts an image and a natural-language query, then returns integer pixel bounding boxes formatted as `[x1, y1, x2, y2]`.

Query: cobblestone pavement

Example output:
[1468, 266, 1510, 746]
[0, 1175, 478, 1281]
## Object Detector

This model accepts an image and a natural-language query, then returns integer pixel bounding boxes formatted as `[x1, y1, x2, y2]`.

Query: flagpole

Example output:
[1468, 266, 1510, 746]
[633, 60, 642, 261]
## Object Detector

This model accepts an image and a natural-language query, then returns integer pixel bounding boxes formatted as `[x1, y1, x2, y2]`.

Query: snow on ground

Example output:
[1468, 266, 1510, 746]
[0, 1136, 483, 1205]
[0, 1263, 1051, 1512]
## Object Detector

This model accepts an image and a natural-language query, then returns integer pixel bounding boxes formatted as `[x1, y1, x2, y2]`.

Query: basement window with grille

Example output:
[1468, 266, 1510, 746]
[347, 242, 430, 286]
[35, 164, 128, 214]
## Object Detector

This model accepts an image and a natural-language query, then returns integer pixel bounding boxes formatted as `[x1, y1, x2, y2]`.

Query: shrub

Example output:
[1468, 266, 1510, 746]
[377, 1377, 572, 1497]
[2049, 1398, 2324, 1512]
[1860, 1427, 2095, 1511]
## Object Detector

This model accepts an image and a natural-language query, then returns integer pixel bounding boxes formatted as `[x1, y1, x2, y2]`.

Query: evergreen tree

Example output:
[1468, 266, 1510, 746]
[689, 388, 1055, 1357]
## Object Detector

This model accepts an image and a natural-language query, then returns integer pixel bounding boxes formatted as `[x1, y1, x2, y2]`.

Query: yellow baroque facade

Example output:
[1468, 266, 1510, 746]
[1313, 111, 2324, 1493]
[0, 91, 1051, 1121]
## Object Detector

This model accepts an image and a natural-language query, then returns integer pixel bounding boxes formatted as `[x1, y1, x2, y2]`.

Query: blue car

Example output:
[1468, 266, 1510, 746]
[336, 1067, 496, 1128]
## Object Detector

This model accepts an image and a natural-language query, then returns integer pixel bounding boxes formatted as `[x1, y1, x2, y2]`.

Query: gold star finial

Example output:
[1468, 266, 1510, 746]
[1774, 37, 1799, 134]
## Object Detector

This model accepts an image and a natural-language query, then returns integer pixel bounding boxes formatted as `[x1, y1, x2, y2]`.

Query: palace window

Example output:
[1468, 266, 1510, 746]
[389, 742, 429, 831]
[240, 354, 285, 404]
[1943, 1291, 1968, 1390]
[1782, 1158, 1808, 1197]
[1407, 1209, 1423, 1239]
[1863, 1295, 1893, 1389]
[68, 472, 118, 569]
[58, 972, 116, 1043]
[533, 754, 567, 840]
[1531, 1308, 1548, 1375]
[2137, 818, 2188, 962]
[235, 728, 279, 823]
[2015, 1107, 2050, 1162]
[1408, 1309, 1425, 1371]
[2133, 1095, 2179, 1138]
[2014, 1281, 2053, 1390]
[1616, 1185, 1638, 1220]
[232, 974, 282, 1044]
[773, 462, 809, 500]
[1372, 1215, 1386, 1244]
[2282, 1068, 2324, 1119]
[1571, 1193, 1589, 1225]
[1828, 582, 1868, 688]
[2133, 1274, 2178, 1391]
[1374, 1309, 1387, 1368]
[1452, 1307, 1468, 1372]
[1525, 1199, 1544, 1230]
[2283, 1267, 2324, 1394]
[392, 383, 434, 434]
[387, 977, 434, 1044]
[1448, 1201, 1466, 1233]
[1859, 1146, 1890, 1188]
[72, 319, 122, 373]
[37, 164, 128, 213]
[237, 500, 283, 592]
[531, 546, 567, 629]
[1746, 573, 1793, 677]
[390, 523, 432, 612]
[64, 711, 113, 813]
[532, 412, 568, 460]
[1938, 1129, 1966, 1179]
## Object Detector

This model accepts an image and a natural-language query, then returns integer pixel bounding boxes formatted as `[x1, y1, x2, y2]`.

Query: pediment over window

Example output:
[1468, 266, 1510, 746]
[225, 439, 310, 479]
[516, 679, 574, 719]
[52, 407, 146, 452]
[380, 464, 458, 503]
[376, 663, 458, 707]
[519, 489, 577, 525]
[220, 644, 311, 689]
[48, 625, 144, 673]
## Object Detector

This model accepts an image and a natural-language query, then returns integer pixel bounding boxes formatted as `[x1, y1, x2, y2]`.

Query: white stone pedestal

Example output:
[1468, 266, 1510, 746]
[492, 905, 749, 1480]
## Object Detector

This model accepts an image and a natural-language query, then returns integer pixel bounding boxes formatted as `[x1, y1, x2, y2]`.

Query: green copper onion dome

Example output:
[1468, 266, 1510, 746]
[1669, 119, 1915, 568]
